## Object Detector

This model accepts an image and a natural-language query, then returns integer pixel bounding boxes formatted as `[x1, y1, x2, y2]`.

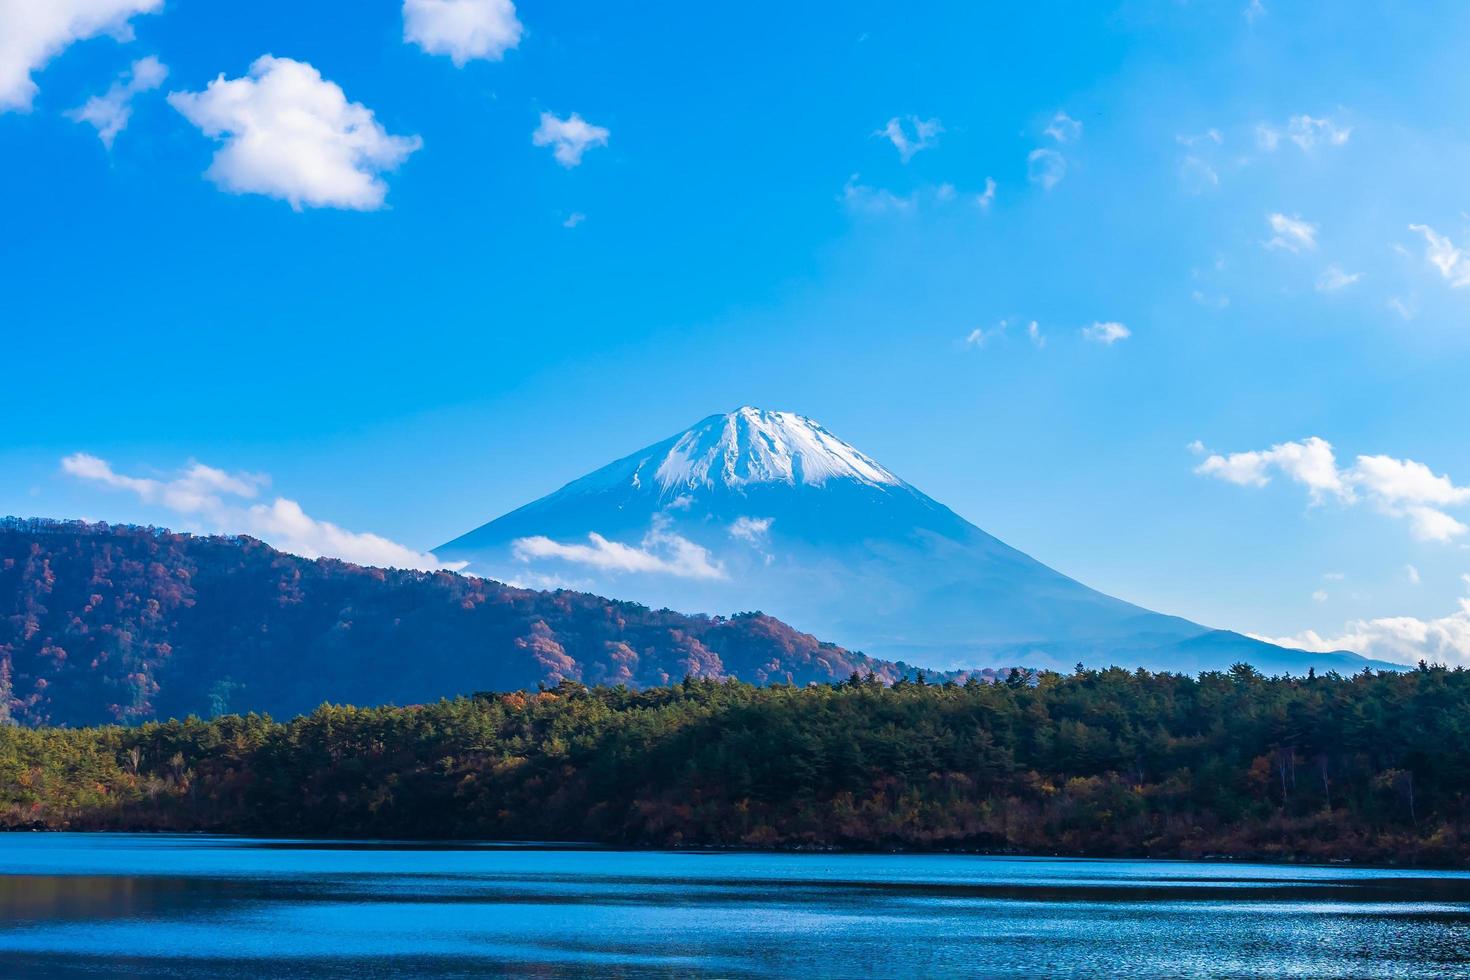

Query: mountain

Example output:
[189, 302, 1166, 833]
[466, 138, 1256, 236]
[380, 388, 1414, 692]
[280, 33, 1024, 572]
[438, 407, 1395, 675]
[0, 518, 946, 728]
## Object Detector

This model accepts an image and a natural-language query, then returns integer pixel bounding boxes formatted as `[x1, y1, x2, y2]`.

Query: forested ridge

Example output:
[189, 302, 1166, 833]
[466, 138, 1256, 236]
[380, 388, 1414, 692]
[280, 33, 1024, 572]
[0, 518, 944, 727]
[3, 665, 1467, 865]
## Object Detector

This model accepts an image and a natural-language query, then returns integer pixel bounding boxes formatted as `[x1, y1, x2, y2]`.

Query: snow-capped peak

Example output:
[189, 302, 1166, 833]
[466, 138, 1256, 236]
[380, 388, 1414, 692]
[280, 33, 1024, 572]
[649, 407, 903, 493]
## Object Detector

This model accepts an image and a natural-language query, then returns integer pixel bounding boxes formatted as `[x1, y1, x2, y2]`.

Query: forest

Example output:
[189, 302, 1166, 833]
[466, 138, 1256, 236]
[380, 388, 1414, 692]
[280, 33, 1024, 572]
[3, 664, 1466, 865]
[0, 518, 944, 727]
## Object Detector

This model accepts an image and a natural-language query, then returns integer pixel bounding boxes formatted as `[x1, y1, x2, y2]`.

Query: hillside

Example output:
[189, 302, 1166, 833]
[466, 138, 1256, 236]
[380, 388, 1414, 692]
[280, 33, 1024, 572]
[0, 518, 939, 727]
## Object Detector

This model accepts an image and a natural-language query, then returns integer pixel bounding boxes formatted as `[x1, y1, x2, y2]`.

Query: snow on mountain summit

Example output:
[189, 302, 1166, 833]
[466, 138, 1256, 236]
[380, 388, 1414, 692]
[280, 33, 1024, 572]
[648, 407, 903, 493]
[436, 406, 1390, 676]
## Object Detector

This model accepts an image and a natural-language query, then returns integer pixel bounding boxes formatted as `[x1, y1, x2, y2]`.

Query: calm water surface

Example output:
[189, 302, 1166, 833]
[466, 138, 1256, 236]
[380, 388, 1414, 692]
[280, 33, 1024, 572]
[1, 834, 1468, 977]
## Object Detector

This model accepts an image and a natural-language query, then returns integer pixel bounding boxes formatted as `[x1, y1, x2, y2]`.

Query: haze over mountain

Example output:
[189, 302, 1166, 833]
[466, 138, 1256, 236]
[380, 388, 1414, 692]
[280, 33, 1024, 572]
[438, 408, 1394, 675]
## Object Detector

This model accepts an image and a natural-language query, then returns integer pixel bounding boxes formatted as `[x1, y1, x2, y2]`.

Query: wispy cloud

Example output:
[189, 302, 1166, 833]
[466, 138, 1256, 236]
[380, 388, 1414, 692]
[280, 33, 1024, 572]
[1257, 114, 1351, 152]
[964, 319, 1048, 350]
[1081, 321, 1130, 345]
[1044, 111, 1082, 144]
[842, 174, 915, 214]
[1264, 212, 1318, 253]
[1316, 264, 1360, 292]
[1194, 437, 1470, 542]
[1408, 223, 1470, 287]
[964, 322, 1001, 348]
[875, 116, 942, 162]
[67, 56, 167, 148]
[533, 111, 609, 167]
[61, 453, 460, 570]
[729, 516, 773, 544]
[1176, 129, 1222, 148]
[1027, 148, 1066, 189]
[976, 177, 996, 209]
[842, 176, 986, 215]
[513, 515, 725, 580]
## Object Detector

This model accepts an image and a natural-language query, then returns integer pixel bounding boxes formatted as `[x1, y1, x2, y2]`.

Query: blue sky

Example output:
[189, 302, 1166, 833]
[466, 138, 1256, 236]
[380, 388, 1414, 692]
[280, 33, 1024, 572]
[5, 0, 1470, 663]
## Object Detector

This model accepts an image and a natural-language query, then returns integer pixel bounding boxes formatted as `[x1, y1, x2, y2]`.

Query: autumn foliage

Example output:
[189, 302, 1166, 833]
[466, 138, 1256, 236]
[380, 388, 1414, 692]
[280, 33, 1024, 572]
[0, 518, 930, 727]
[2, 666, 1468, 865]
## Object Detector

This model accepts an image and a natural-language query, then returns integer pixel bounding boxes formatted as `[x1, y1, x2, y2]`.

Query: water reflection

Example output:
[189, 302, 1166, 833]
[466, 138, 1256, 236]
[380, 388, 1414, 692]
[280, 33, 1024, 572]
[1, 834, 1468, 978]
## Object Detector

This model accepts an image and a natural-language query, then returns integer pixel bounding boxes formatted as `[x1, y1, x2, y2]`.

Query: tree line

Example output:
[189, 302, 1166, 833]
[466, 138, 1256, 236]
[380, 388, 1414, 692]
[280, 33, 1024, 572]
[3, 663, 1467, 864]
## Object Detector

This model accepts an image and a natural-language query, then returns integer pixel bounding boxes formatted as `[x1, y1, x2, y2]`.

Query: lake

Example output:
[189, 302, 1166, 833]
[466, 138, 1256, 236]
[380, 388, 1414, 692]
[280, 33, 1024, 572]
[1, 834, 1468, 977]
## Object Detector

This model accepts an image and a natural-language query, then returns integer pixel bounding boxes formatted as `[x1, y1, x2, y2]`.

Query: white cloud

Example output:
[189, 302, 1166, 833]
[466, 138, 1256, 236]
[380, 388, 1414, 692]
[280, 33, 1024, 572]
[1406, 564, 1421, 585]
[976, 177, 996, 209]
[66, 54, 166, 147]
[966, 319, 1045, 350]
[1027, 148, 1066, 189]
[841, 174, 915, 214]
[1244, 0, 1266, 22]
[964, 321, 1002, 348]
[1315, 264, 1360, 292]
[0, 0, 162, 113]
[63, 452, 266, 509]
[1257, 114, 1351, 152]
[1044, 111, 1082, 143]
[876, 116, 941, 162]
[1292, 115, 1352, 148]
[532, 111, 609, 167]
[1081, 321, 1130, 345]
[61, 452, 459, 571]
[729, 516, 773, 544]
[1264, 212, 1318, 252]
[562, 212, 586, 229]
[512, 515, 724, 580]
[1401, 506, 1468, 542]
[403, 0, 522, 65]
[1195, 436, 1345, 501]
[1195, 437, 1470, 542]
[842, 176, 988, 215]
[1323, 571, 1346, 581]
[1352, 454, 1470, 509]
[1408, 223, 1470, 287]
[169, 56, 421, 211]
[1258, 580, 1470, 666]
[1312, 589, 1329, 603]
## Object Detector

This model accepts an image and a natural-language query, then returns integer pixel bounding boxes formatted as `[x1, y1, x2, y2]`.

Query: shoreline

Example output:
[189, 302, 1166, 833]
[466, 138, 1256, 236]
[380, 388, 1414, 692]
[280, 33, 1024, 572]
[5, 826, 1465, 872]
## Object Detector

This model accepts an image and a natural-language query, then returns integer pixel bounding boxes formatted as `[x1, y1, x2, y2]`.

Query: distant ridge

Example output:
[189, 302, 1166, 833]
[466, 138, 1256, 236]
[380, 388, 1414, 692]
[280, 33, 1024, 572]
[0, 518, 955, 727]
